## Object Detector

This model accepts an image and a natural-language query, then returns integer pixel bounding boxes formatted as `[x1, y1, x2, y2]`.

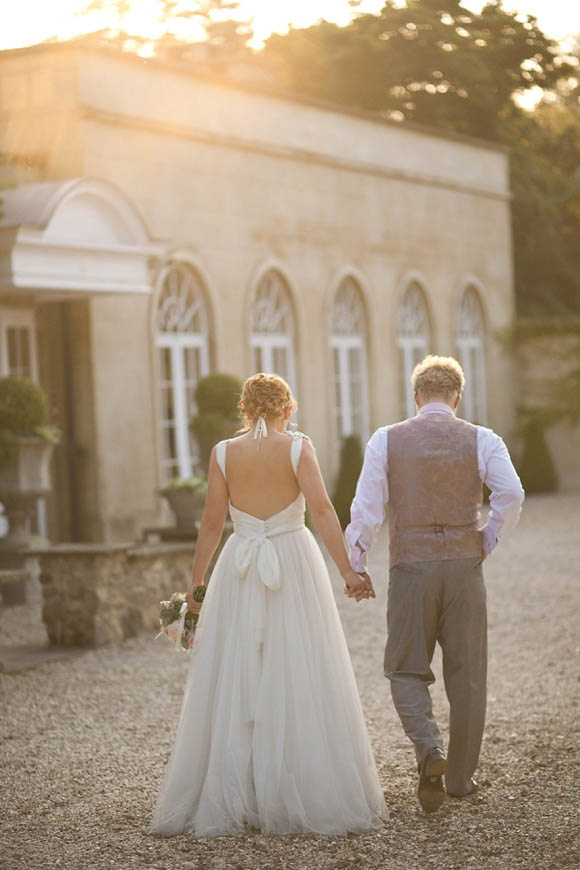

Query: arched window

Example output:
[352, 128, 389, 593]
[397, 282, 431, 417]
[250, 270, 296, 390]
[330, 277, 370, 442]
[457, 286, 487, 424]
[156, 263, 210, 480]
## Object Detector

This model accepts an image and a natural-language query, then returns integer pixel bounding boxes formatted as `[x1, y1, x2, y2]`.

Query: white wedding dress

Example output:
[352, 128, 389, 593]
[150, 432, 386, 837]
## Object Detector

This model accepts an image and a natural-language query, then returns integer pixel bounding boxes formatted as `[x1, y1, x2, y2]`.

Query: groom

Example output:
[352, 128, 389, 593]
[345, 355, 524, 812]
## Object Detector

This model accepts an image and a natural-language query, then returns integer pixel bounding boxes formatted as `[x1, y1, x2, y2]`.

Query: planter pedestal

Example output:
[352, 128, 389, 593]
[0, 569, 29, 605]
[0, 439, 55, 596]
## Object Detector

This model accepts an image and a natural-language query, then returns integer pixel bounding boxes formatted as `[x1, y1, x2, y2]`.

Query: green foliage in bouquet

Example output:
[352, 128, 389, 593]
[190, 372, 243, 472]
[332, 434, 364, 530]
[159, 591, 187, 626]
[158, 589, 207, 650]
[518, 416, 558, 494]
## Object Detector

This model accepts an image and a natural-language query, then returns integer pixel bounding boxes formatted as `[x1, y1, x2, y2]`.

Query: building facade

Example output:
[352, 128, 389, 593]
[0, 43, 517, 543]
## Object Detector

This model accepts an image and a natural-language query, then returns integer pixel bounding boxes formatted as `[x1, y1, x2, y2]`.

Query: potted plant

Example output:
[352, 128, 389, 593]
[190, 372, 243, 472]
[158, 476, 208, 533]
[157, 373, 241, 533]
[0, 376, 59, 547]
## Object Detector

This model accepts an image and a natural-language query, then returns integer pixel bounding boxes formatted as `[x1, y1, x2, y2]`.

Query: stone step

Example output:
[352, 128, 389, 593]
[0, 643, 86, 674]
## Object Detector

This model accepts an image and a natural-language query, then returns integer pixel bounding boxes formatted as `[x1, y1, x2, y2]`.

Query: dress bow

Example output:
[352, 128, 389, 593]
[235, 534, 281, 591]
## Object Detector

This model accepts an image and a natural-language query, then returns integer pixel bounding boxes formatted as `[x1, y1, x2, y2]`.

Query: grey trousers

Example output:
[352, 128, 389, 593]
[384, 557, 487, 796]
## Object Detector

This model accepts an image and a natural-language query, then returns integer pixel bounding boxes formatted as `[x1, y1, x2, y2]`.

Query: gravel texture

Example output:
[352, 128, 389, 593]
[1, 493, 579, 870]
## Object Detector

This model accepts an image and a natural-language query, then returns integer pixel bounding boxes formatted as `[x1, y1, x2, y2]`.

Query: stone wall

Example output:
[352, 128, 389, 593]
[34, 540, 221, 647]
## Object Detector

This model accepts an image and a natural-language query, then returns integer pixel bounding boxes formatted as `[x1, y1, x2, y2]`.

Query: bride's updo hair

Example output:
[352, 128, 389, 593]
[239, 373, 297, 428]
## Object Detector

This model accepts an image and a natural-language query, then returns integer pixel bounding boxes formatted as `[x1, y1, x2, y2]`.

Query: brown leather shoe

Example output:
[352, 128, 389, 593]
[418, 748, 447, 813]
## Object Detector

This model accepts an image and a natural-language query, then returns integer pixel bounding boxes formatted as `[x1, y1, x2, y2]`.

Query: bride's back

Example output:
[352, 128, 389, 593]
[223, 431, 300, 520]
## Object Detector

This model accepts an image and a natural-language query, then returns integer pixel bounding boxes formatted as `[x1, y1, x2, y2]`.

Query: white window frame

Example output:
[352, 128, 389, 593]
[250, 334, 296, 392]
[0, 308, 38, 379]
[156, 264, 211, 482]
[330, 335, 370, 441]
[457, 288, 487, 425]
[157, 334, 210, 480]
[330, 277, 370, 443]
[250, 270, 297, 393]
[398, 337, 430, 419]
[397, 283, 431, 418]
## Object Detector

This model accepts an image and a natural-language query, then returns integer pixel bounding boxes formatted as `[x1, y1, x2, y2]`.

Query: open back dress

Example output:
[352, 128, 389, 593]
[150, 431, 386, 836]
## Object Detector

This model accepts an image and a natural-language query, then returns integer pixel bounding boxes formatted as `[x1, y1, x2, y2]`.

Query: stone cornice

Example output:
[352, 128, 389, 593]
[79, 105, 512, 203]
[0, 40, 508, 156]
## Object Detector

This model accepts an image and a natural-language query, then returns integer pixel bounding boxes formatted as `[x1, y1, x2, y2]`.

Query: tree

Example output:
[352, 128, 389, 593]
[518, 416, 558, 493]
[77, 0, 253, 65]
[504, 100, 580, 316]
[261, 0, 572, 141]
[332, 435, 364, 529]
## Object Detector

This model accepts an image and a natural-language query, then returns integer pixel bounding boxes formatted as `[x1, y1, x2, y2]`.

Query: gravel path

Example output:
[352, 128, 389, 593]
[1, 493, 579, 870]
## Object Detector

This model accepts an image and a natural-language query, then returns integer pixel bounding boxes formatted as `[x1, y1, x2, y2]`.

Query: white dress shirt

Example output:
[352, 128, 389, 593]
[345, 402, 525, 572]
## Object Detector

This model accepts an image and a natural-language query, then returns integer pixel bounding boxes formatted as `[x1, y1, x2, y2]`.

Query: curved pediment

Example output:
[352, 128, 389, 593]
[1, 177, 150, 246]
[0, 177, 161, 297]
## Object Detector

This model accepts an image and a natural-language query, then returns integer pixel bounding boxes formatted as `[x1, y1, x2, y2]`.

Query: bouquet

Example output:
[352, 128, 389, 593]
[155, 588, 206, 651]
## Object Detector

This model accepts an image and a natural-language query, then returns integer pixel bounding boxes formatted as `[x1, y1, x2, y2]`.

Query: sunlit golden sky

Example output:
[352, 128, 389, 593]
[0, 0, 577, 53]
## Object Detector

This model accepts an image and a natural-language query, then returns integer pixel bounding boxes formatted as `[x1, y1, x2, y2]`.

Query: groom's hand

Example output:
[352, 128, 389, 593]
[344, 570, 375, 602]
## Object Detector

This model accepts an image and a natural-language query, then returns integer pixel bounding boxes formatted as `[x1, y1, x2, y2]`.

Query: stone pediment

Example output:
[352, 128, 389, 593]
[0, 177, 163, 298]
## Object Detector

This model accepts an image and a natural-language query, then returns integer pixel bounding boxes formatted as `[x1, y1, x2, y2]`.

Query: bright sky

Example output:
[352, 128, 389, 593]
[0, 0, 577, 53]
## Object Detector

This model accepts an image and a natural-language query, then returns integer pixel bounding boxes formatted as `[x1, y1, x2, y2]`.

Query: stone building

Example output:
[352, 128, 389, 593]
[0, 42, 517, 544]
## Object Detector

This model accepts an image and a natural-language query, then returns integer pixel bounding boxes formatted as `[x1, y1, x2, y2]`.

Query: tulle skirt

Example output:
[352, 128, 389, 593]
[149, 526, 387, 836]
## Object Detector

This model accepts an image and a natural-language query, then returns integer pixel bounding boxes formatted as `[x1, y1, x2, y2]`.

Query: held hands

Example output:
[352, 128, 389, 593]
[343, 569, 375, 603]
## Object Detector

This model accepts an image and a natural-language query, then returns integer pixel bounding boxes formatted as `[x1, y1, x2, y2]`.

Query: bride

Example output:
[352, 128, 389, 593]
[150, 373, 387, 836]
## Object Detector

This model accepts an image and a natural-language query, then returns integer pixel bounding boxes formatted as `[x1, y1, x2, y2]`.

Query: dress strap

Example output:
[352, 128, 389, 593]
[289, 431, 307, 476]
[215, 439, 227, 478]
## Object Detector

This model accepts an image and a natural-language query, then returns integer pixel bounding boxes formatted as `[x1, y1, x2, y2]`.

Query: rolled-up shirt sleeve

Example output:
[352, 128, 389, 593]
[478, 428, 525, 555]
[345, 428, 389, 572]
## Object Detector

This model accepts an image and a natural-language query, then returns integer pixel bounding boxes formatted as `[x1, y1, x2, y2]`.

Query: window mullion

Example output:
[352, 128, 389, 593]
[339, 344, 352, 437]
[172, 346, 191, 479]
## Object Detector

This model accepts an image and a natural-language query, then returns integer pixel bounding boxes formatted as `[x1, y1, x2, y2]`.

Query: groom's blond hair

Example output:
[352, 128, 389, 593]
[411, 355, 465, 399]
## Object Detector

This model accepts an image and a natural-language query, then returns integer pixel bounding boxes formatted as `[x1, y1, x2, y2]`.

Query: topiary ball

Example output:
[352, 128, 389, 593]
[0, 376, 49, 435]
[194, 373, 243, 417]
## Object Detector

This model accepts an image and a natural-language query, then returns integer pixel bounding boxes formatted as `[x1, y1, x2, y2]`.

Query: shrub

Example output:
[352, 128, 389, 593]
[190, 372, 243, 472]
[194, 373, 242, 417]
[332, 434, 364, 529]
[0, 376, 50, 435]
[518, 417, 558, 494]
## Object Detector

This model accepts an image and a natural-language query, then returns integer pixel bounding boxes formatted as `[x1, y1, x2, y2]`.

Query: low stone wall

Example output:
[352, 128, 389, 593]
[32, 536, 228, 647]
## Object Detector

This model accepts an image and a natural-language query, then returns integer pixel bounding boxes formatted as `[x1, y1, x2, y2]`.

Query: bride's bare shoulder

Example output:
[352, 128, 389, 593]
[226, 432, 250, 445]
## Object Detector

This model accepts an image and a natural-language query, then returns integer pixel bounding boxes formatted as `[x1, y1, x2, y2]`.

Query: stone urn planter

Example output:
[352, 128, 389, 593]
[159, 478, 208, 533]
[0, 437, 55, 547]
[0, 374, 59, 547]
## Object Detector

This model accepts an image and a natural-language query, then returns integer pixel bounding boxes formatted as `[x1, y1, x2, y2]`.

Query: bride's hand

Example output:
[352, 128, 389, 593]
[343, 569, 375, 602]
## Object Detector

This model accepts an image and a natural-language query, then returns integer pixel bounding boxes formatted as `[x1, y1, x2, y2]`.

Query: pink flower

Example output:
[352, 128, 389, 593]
[166, 622, 180, 642]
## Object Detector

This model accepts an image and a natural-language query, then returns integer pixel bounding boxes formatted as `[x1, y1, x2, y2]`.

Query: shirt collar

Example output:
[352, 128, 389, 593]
[418, 402, 455, 416]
